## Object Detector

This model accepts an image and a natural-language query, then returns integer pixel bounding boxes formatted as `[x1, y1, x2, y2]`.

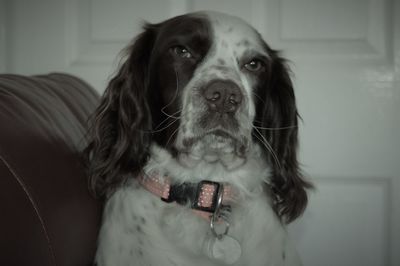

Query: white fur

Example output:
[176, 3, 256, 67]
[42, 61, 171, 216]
[95, 11, 302, 266]
[96, 145, 301, 266]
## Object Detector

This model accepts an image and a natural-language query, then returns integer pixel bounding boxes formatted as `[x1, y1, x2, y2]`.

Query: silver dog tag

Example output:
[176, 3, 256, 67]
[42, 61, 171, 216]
[203, 183, 241, 264]
[204, 235, 242, 265]
[212, 235, 242, 264]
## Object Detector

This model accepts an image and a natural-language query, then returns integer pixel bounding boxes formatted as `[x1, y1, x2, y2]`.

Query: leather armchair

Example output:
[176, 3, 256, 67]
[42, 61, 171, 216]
[0, 73, 102, 266]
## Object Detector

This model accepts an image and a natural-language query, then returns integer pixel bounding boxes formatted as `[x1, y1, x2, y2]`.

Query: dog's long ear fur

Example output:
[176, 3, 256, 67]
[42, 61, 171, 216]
[254, 50, 312, 223]
[84, 24, 158, 198]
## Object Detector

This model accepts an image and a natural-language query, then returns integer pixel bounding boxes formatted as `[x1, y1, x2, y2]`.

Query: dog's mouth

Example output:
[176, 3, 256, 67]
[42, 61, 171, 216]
[176, 128, 249, 169]
[182, 129, 240, 149]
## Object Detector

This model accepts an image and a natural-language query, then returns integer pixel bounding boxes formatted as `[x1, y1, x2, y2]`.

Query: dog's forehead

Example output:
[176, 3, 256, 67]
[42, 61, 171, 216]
[204, 11, 266, 56]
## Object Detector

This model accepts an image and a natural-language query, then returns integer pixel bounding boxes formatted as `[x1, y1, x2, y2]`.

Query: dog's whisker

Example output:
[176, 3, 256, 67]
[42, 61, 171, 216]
[165, 126, 180, 147]
[151, 119, 178, 133]
[156, 110, 181, 125]
[253, 128, 282, 170]
[155, 109, 182, 129]
[160, 67, 181, 118]
[253, 125, 298, 131]
[253, 92, 266, 105]
[161, 109, 181, 120]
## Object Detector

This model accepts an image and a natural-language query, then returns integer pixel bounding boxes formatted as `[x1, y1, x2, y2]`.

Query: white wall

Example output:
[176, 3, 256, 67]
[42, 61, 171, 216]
[0, 0, 7, 73]
[1, 1, 399, 265]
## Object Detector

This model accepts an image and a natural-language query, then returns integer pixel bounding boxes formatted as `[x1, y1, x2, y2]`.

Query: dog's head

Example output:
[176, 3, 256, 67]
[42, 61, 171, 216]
[85, 11, 311, 223]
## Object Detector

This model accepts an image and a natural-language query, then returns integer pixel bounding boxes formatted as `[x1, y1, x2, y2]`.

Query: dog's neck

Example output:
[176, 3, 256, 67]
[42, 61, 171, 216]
[139, 144, 284, 227]
[144, 144, 273, 202]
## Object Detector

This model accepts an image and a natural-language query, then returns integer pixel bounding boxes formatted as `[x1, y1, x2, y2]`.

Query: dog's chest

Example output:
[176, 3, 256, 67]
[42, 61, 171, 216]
[95, 183, 298, 266]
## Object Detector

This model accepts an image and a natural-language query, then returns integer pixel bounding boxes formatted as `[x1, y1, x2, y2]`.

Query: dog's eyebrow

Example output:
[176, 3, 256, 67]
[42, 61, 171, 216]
[240, 49, 271, 62]
[163, 34, 202, 47]
[155, 20, 211, 53]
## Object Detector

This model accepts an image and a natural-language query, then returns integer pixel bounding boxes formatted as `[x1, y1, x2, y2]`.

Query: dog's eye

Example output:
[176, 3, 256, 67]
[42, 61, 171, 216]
[244, 59, 264, 72]
[172, 46, 193, 59]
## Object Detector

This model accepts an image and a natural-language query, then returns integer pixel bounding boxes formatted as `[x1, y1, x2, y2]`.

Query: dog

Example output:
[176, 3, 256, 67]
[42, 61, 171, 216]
[84, 11, 312, 266]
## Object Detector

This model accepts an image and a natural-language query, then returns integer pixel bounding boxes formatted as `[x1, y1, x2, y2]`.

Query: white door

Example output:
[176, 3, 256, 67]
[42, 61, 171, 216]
[1, 1, 399, 265]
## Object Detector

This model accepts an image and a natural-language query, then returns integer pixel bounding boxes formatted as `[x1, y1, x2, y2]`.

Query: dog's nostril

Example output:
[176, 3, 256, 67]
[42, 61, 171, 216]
[229, 94, 241, 105]
[202, 81, 242, 113]
[207, 91, 221, 102]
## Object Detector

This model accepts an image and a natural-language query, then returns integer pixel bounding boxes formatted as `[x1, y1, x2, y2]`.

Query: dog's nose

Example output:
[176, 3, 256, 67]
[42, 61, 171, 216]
[202, 81, 243, 113]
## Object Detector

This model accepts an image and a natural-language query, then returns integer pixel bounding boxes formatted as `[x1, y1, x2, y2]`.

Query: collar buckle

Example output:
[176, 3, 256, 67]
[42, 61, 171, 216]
[141, 174, 236, 219]
[192, 180, 223, 213]
[161, 180, 224, 214]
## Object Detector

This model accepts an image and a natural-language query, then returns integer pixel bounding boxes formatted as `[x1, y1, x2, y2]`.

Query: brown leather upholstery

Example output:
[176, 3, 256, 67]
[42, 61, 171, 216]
[0, 73, 102, 266]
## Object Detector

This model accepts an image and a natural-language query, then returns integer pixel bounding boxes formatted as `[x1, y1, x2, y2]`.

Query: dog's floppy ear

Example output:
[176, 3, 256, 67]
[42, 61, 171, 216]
[84, 24, 158, 198]
[253, 50, 312, 223]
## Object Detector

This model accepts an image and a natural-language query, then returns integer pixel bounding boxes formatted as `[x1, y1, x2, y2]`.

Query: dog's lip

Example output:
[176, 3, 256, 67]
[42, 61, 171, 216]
[207, 129, 234, 139]
[180, 128, 241, 149]
[190, 128, 236, 143]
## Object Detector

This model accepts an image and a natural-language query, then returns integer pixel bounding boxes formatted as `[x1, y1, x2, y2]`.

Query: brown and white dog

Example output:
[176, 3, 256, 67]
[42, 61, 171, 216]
[85, 11, 312, 266]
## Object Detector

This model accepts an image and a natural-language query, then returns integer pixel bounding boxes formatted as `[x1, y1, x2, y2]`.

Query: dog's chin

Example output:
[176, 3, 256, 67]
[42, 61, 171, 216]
[176, 129, 249, 170]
